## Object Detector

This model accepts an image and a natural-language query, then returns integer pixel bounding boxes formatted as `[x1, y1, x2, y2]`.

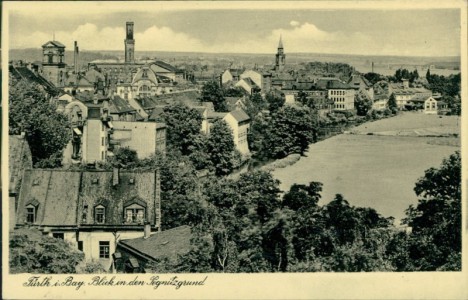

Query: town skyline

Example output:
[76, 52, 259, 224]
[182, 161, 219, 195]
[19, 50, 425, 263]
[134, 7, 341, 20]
[7, 2, 462, 57]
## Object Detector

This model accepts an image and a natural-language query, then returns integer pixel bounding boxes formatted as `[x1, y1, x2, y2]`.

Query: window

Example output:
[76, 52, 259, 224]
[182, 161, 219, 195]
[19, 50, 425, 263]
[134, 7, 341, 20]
[26, 204, 37, 223]
[125, 204, 145, 224]
[95, 205, 105, 224]
[78, 241, 83, 251]
[99, 241, 110, 258]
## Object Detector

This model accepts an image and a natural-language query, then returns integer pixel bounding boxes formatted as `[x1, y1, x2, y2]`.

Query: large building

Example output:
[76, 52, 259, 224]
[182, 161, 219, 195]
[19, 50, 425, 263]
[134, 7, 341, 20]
[14, 168, 162, 270]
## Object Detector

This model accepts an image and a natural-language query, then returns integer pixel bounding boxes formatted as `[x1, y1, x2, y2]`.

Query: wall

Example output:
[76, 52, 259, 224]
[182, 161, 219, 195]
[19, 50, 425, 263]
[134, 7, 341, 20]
[224, 114, 250, 155]
[112, 121, 166, 158]
[83, 119, 107, 163]
[240, 70, 262, 87]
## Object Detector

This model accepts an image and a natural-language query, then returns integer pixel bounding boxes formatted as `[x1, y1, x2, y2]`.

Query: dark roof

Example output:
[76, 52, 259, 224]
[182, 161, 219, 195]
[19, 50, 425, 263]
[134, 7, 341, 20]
[42, 40, 66, 48]
[153, 61, 180, 73]
[9, 65, 59, 95]
[9, 135, 32, 194]
[119, 226, 192, 262]
[228, 109, 250, 123]
[110, 95, 137, 114]
[327, 80, 353, 90]
[148, 106, 166, 122]
[16, 169, 158, 227]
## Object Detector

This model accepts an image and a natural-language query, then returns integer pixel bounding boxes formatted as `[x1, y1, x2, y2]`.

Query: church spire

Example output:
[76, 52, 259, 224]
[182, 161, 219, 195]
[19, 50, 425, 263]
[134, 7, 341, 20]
[278, 34, 283, 49]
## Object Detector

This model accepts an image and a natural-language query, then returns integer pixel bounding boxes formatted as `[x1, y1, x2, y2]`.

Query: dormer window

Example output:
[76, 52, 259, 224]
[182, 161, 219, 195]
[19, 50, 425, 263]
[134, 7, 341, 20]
[26, 205, 37, 223]
[125, 203, 145, 224]
[95, 205, 105, 224]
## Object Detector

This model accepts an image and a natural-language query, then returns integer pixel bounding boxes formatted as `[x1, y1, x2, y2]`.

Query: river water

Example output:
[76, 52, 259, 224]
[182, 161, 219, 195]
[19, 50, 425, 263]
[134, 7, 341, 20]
[272, 113, 459, 223]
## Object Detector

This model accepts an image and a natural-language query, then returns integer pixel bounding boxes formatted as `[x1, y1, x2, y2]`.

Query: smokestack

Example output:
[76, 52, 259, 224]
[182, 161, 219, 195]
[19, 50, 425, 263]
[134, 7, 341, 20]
[74, 41, 78, 74]
[371, 61, 374, 73]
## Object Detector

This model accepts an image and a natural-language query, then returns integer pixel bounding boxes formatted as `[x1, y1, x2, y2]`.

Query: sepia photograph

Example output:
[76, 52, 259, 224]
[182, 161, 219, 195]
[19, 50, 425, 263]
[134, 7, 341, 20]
[2, 0, 467, 299]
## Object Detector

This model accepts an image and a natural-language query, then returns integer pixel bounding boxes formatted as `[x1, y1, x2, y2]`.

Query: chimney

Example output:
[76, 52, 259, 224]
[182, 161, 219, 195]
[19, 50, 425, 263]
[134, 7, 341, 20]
[144, 222, 151, 239]
[402, 79, 409, 89]
[113, 167, 119, 186]
[74, 41, 78, 74]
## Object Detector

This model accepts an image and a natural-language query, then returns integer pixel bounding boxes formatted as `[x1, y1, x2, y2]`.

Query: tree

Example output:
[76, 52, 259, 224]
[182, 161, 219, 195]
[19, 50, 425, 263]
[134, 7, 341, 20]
[282, 182, 322, 211]
[200, 81, 227, 112]
[9, 78, 71, 167]
[206, 120, 235, 176]
[161, 104, 203, 156]
[266, 92, 285, 112]
[399, 151, 461, 271]
[354, 91, 373, 116]
[264, 106, 315, 158]
[136, 152, 207, 230]
[112, 147, 138, 166]
[387, 93, 398, 114]
[10, 229, 84, 274]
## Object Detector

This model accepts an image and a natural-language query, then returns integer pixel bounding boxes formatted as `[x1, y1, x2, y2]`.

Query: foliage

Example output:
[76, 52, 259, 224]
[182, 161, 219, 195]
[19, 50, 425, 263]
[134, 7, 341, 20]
[354, 91, 373, 116]
[426, 72, 461, 97]
[200, 81, 227, 112]
[135, 152, 207, 230]
[266, 92, 285, 112]
[282, 182, 322, 211]
[9, 78, 71, 167]
[10, 229, 84, 274]
[363, 72, 386, 85]
[391, 152, 461, 271]
[224, 86, 245, 97]
[387, 94, 398, 114]
[391, 68, 419, 83]
[76, 260, 108, 274]
[111, 147, 138, 167]
[206, 120, 236, 176]
[161, 104, 203, 156]
[264, 106, 315, 158]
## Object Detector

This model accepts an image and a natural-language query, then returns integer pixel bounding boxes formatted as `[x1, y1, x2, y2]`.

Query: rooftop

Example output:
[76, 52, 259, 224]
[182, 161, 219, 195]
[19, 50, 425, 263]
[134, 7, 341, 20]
[119, 225, 192, 262]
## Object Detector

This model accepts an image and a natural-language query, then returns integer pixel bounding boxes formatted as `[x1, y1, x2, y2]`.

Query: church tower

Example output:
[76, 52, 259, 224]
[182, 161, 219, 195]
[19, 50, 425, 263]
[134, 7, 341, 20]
[41, 40, 66, 87]
[125, 21, 135, 63]
[275, 35, 286, 72]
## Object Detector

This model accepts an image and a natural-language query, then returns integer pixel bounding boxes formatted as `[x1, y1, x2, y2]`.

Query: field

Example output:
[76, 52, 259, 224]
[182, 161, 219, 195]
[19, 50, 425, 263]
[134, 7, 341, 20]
[272, 112, 460, 223]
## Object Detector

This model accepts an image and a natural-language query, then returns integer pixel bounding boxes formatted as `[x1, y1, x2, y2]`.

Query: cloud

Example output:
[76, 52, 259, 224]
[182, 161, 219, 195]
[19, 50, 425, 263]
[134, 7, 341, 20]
[290, 20, 300, 27]
[9, 21, 458, 57]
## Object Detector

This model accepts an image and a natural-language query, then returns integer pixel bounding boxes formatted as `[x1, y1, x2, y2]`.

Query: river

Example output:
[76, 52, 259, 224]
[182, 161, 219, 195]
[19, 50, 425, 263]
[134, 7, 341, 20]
[271, 112, 460, 222]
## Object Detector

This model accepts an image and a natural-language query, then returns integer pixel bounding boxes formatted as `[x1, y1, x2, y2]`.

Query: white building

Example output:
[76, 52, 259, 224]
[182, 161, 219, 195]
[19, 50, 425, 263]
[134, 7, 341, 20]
[223, 109, 251, 156]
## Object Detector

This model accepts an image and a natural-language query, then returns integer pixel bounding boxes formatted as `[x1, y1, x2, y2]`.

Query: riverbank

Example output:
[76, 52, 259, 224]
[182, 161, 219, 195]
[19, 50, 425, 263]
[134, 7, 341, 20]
[271, 112, 460, 222]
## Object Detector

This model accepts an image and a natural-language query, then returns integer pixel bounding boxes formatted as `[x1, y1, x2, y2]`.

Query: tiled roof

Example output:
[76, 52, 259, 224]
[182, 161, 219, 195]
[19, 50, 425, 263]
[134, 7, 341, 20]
[9, 135, 32, 194]
[119, 226, 192, 262]
[110, 95, 137, 114]
[16, 169, 158, 227]
[227, 109, 250, 123]
[9, 65, 59, 95]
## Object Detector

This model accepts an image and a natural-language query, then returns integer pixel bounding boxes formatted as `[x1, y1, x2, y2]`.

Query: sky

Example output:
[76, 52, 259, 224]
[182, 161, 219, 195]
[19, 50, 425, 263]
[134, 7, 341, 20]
[6, 1, 463, 57]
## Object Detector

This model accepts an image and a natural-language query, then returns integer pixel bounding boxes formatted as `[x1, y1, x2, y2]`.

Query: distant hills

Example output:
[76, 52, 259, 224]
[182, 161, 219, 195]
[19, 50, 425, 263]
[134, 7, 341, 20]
[9, 48, 460, 76]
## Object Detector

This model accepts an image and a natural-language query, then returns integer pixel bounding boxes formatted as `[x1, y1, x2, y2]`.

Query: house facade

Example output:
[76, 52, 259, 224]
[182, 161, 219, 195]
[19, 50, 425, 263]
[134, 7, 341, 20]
[327, 81, 355, 111]
[14, 169, 162, 270]
[424, 97, 438, 114]
[223, 109, 251, 156]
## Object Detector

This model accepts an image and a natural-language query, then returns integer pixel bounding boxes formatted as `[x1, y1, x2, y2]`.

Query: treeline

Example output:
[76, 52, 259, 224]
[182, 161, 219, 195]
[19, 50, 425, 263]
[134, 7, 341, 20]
[144, 151, 461, 273]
